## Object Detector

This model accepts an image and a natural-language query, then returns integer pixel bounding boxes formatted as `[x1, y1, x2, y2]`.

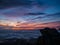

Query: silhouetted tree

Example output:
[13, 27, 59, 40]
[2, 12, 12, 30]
[37, 27, 60, 45]
[59, 28, 60, 30]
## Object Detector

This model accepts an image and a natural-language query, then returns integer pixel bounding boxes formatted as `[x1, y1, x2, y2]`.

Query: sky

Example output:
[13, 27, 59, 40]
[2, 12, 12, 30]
[0, 0, 60, 30]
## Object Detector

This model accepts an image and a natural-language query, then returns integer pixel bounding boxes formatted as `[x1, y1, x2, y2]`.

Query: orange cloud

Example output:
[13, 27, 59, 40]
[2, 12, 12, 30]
[0, 21, 60, 30]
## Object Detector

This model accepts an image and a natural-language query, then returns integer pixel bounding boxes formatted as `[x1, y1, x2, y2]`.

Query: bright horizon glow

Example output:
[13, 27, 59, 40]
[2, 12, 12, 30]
[0, 20, 60, 30]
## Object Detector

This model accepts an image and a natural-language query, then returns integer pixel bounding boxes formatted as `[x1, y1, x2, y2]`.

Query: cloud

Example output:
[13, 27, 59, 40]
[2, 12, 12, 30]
[0, 21, 60, 30]
[42, 21, 60, 28]
[46, 12, 60, 16]
[0, 0, 44, 9]
[23, 12, 60, 24]
[0, 5, 47, 18]
[25, 13, 45, 15]
[32, 12, 60, 20]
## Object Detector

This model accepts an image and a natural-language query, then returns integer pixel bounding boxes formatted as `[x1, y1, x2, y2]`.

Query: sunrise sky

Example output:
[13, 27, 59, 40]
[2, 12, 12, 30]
[0, 0, 60, 30]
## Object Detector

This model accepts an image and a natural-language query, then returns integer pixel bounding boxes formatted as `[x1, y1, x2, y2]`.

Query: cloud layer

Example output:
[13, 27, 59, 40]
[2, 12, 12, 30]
[0, 0, 60, 30]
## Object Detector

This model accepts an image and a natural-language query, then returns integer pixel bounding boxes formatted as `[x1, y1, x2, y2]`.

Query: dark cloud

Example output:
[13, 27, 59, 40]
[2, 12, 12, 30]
[29, 16, 46, 20]
[0, 0, 30, 9]
[0, 0, 60, 9]
[53, 12, 60, 15]
[0, 0, 44, 9]
[25, 13, 45, 15]
[32, 16, 45, 20]
[0, 0, 31, 5]
[31, 12, 60, 21]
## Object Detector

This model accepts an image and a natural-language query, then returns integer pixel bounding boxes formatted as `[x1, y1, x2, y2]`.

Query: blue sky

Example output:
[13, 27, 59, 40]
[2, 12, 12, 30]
[0, 0, 60, 29]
